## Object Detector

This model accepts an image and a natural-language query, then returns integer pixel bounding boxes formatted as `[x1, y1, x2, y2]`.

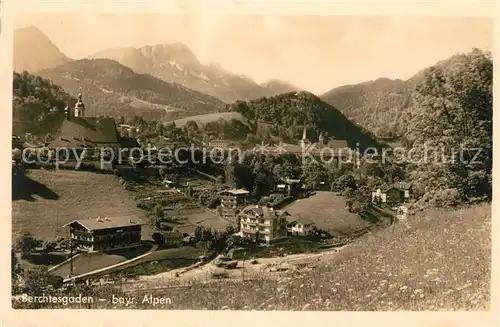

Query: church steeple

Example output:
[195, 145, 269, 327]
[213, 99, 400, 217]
[301, 126, 309, 149]
[74, 93, 85, 117]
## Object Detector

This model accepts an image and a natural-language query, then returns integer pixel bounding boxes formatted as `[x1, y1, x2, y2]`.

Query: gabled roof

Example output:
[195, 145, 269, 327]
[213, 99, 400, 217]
[48, 117, 119, 148]
[287, 216, 314, 226]
[156, 230, 184, 238]
[240, 205, 288, 218]
[219, 188, 250, 195]
[384, 186, 405, 193]
[120, 136, 140, 148]
[62, 215, 144, 231]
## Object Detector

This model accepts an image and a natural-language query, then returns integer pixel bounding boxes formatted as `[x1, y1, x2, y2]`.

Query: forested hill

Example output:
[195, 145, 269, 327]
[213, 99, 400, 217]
[320, 77, 418, 141]
[319, 50, 490, 143]
[38, 58, 227, 120]
[227, 91, 384, 152]
[13, 71, 76, 135]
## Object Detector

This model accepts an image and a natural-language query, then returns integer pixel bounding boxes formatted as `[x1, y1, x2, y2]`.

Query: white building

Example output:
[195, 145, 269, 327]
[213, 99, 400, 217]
[239, 205, 289, 243]
[287, 217, 315, 236]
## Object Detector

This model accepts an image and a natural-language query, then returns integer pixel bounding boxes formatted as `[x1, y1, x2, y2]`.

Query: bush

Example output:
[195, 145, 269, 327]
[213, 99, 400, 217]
[429, 188, 461, 207]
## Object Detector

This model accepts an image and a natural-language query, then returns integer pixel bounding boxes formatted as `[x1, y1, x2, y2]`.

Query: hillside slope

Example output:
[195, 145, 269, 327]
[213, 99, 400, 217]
[38, 58, 227, 120]
[12, 169, 151, 240]
[89, 45, 275, 103]
[320, 78, 418, 140]
[129, 203, 491, 310]
[320, 51, 485, 141]
[14, 26, 72, 73]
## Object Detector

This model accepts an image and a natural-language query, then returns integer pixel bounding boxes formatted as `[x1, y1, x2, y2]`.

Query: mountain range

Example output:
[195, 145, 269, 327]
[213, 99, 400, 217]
[14, 26, 72, 73]
[88, 45, 299, 102]
[14, 25, 480, 142]
[38, 58, 227, 120]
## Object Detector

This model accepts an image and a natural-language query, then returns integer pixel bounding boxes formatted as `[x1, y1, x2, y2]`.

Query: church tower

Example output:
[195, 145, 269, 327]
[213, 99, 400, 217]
[301, 126, 309, 149]
[74, 94, 85, 117]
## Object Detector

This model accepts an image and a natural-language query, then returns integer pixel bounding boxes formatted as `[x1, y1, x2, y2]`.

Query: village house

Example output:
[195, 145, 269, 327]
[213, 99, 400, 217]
[372, 184, 412, 207]
[239, 205, 289, 243]
[208, 139, 229, 148]
[219, 188, 250, 217]
[118, 124, 139, 137]
[153, 230, 184, 247]
[62, 215, 144, 252]
[287, 216, 315, 236]
[275, 178, 302, 197]
[264, 127, 350, 159]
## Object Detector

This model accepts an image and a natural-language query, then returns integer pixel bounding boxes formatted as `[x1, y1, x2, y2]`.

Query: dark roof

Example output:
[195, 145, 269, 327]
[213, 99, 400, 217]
[48, 117, 119, 148]
[384, 186, 405, 193]
[240, 205, 288, 218]
[63, 215, 144, 231]
[219, 189, 250, 196]
[287, 216, 315, 226]
[120, 136, 140, 148]
[158, 230, 184, 239]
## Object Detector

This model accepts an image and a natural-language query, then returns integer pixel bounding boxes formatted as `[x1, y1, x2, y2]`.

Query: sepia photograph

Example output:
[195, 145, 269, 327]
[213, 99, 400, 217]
[8, 11, 493, 312]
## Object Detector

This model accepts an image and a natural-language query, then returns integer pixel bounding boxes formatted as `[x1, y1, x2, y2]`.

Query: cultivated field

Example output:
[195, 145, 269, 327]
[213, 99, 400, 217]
[285, 191, 375, 235]
[12, 169, 152, 240]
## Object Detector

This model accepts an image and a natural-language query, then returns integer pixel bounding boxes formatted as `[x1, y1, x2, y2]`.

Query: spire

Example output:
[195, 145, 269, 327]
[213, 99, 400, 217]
[74, 93, 85, 117]
[64, 96, 71, 119]
[301, 126, 309, 149]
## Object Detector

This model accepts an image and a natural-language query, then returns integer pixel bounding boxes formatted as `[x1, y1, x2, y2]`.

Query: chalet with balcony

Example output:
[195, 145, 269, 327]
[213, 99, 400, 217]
[62, 215, 144, 252]
[287, 216, 315, 236]
[239, 205, 289, 243]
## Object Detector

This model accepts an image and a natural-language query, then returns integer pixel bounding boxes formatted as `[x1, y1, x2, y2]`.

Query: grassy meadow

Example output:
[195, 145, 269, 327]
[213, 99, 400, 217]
[119, 203, 491, 310]
[12, 169, 152, 240]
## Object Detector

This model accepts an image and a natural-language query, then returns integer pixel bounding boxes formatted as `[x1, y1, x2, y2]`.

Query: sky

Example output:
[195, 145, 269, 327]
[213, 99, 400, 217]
[15, 14, 493, 94]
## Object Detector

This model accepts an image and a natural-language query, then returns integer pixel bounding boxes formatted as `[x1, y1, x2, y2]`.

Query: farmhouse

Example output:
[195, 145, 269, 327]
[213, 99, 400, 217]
[219, 188, 249, 217]
[275, 178, 302, 197]
[153, 230, 184, 247]
[287, 216, 315, 236]
[372, 184, 412, 206]
[62, 215, 144, 252]
[208, 139, 229, 148]
[239, 205, 289, 243]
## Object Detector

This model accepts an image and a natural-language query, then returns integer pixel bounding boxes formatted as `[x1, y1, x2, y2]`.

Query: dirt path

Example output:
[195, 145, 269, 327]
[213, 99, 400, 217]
[122, 245, 348, 291]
